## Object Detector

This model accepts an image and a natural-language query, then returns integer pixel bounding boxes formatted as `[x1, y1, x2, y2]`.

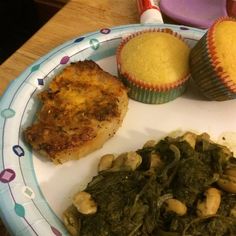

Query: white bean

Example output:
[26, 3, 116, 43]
[73, 191, 97, 215]
[149, 152, 163, 169]
[143, 140, 157, 148]
[165, 198, 187, 216]
[217, 174, 236, 194]
[124, 152, 142, 170]
[111, 152, 142, 171]
[98, 154, 114, 172]
[181, 132, 197, 149]
[197, 188, 221, 216]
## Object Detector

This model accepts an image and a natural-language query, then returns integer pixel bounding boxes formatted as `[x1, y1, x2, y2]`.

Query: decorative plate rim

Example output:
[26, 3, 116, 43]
[0, 23, 205, 236]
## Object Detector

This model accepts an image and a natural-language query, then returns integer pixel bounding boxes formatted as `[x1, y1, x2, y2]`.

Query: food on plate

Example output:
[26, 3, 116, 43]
[24, 60, 128, 164]
[117, 29, 190, 104]
[63, 132, 236, 235]
[190, 17, 236, 101]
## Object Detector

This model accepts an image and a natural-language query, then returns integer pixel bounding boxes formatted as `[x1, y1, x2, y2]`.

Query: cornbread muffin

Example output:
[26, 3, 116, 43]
[190, 17, 236, 101]
[24, 60, 128, 164]
[117, 29, 190, 104]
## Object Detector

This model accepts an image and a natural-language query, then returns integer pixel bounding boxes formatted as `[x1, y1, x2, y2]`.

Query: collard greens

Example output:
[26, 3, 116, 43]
[63, 132, 236, 236]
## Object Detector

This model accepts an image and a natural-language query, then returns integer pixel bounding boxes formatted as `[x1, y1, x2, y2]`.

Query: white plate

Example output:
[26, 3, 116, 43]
[1, 24, 236, 236]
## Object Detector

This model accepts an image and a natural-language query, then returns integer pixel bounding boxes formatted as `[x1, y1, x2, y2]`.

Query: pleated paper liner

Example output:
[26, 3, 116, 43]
[117, 29, 190, 104]
[118, 72, 188, 104]
[190, 17, 236, 101]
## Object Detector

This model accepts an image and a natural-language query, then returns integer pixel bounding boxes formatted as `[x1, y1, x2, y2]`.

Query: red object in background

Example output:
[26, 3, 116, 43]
[137, 0, 160, 15]
[227, 0, 236, 17]
[137, 0, 163, 23]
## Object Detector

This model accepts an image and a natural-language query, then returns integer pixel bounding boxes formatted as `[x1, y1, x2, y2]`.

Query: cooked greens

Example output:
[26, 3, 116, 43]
[63, 132, 236, 236]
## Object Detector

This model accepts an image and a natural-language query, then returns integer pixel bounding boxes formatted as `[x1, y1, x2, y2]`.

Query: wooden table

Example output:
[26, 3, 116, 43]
[0, 0, 139, 96]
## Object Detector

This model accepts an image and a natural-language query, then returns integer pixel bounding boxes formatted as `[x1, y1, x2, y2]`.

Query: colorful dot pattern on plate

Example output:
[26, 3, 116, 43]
[100, 28, 111, 34]
[0, 24, 204, 235]
[1, 108, 16, 118]
[60, 56, 70, 65]
[37, 78, 44, 86]
[89, 38, 100, 50]
[22, 186, 35, 199]
[0, 169, 16, 183]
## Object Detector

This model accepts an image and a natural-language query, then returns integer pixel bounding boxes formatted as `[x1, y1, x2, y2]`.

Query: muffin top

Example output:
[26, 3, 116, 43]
[119, 31, 190, 85]
[213, 20, 236, 82]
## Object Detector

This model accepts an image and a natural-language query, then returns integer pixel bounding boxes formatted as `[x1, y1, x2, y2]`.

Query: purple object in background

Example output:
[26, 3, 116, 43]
[160, 0, 228, 28]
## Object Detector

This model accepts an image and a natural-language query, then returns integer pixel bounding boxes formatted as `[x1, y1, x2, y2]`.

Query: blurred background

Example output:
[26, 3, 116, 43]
[0, 0, 68, 64]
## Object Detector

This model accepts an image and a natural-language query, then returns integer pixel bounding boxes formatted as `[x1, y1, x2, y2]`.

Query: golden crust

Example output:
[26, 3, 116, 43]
[24, 60, 128, 164]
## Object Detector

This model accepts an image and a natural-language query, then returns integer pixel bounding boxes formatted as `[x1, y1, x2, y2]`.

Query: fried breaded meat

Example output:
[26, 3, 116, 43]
[24, 60, 128, 164]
